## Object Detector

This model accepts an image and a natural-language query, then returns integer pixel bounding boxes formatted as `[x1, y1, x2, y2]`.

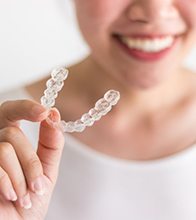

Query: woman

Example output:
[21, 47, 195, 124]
[0, 0, 196, 219]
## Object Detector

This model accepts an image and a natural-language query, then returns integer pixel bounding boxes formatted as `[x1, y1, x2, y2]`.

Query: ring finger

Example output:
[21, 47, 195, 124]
[0, 142, 31, 209]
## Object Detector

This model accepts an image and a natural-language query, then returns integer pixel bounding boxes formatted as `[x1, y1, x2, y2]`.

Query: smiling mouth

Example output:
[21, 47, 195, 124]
[112, 34, 179, 61]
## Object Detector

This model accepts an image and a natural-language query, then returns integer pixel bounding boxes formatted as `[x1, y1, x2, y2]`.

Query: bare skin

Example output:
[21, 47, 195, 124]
[25, 56, 196, 161]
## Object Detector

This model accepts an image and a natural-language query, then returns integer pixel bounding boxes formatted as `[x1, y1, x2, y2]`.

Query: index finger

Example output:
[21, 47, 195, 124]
[0, 99, 49, 128]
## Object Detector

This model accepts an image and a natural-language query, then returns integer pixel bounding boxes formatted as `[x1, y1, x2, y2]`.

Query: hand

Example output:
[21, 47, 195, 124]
[0, 100, 65, 220]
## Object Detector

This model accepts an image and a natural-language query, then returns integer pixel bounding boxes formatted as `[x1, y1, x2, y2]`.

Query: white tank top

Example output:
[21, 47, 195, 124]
[1, 87, 196, 220]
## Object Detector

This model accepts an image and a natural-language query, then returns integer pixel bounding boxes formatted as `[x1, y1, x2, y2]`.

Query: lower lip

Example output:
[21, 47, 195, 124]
[114, 36, 177, 62]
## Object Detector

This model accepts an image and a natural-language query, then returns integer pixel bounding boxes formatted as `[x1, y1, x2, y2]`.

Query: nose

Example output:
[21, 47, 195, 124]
[127, 0, 179, 23]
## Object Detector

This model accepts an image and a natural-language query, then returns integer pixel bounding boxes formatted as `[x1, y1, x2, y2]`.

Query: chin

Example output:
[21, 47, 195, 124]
[121, 71, 168, 90]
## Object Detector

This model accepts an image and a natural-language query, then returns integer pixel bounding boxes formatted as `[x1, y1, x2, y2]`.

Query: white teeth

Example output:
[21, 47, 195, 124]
[121, 36, 174, 53]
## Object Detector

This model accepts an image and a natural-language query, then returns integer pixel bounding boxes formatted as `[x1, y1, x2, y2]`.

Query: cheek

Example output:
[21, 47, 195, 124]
[178, 0, 196, 28]
[75, 0, 110, 24]
[74, 0, 126, 29]
[74, 0, 120, 51]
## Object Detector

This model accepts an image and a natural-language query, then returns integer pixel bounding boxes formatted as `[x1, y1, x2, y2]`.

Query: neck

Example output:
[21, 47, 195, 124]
[68, 55, 188, 117]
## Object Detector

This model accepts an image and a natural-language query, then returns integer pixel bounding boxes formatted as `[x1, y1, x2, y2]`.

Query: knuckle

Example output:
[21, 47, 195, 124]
[15, 177, 26, 188]
[26, 155, 42, 174]
[0, 101, 11, 120]
[20, 100, 31, 109]
[0, 100, 11, 110]
[0, 126, 22, 141]
[0, 142, 14, 158]
[14, 178, 27, 194]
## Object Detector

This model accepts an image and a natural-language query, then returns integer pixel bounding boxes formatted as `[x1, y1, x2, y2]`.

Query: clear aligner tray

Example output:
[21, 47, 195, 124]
[40, 67, 120, 133]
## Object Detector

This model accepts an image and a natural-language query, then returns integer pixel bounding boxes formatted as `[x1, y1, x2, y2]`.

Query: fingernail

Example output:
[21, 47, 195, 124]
[19, 193, 32, 209]
[31, 176, 45, 196]
[46, 108, 61, 128]
[48, 108, 60, 123]
[7, 188, 17, 201]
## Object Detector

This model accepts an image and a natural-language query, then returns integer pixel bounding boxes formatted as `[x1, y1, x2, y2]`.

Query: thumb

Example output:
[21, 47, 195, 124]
[37, 108, 65, 183]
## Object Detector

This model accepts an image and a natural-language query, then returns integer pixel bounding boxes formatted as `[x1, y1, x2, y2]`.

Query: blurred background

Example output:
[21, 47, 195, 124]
[0, 0, 89, 92]
[0, 0, 196, 93]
